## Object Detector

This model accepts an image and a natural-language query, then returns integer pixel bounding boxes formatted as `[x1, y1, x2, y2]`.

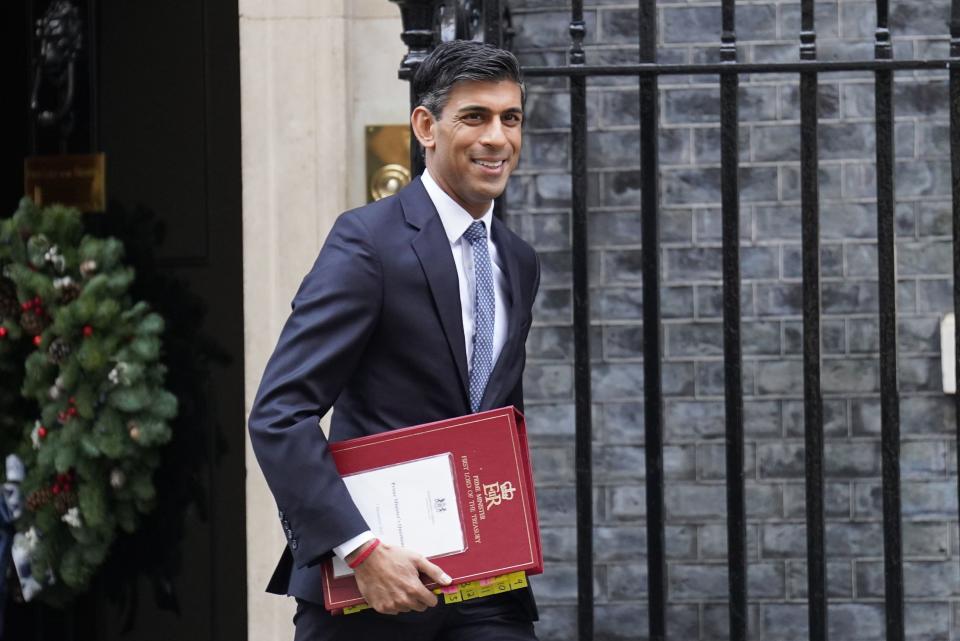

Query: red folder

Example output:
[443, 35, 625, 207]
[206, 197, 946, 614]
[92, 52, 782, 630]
[320, 406, 543, 611]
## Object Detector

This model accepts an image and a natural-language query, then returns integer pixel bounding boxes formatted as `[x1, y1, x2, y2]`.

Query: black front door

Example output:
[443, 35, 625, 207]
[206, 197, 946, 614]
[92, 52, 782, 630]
[3, 1, 246, 639]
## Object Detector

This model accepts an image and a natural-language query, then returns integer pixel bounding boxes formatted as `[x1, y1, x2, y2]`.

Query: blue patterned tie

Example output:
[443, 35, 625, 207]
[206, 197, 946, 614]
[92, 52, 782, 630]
[464, 221, 495, 413]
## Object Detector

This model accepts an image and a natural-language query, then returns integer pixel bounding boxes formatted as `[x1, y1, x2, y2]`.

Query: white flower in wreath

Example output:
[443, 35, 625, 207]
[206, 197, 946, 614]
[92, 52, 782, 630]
[23, 526, 39, 551]
[44, 245, 66, 273]
[79, 259, 97, 277]
[49, 376, 67, 400]
[108, 362, 130, 386]
[109, 469, 126, 489]
[61, 507, 82, 528]
[52, 276, 74, 290]
[30, 421, 43, 450]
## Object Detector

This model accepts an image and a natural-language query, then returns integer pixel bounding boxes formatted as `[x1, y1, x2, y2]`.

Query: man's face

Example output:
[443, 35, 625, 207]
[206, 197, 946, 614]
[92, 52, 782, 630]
[416, 80, 523, 218]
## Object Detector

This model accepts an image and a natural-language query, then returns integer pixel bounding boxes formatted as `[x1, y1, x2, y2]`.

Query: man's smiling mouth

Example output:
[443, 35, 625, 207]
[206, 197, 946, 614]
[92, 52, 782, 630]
[473, 159, 505, 169]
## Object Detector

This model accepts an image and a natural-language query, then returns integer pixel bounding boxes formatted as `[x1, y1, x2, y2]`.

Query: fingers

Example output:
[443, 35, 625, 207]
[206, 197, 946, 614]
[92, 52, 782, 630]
[411, 580, 439, 609]
[354, 546, 443, 614]
[415, 556, 453, 587]
[375, 581, 436, 614]
[395, 555, 446, 611]
[387, 550, 441, 609]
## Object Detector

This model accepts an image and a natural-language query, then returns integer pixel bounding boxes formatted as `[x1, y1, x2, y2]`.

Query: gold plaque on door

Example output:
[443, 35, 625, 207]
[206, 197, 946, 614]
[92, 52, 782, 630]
[24, 153, 106, 212]
[366, 125, 411, 202]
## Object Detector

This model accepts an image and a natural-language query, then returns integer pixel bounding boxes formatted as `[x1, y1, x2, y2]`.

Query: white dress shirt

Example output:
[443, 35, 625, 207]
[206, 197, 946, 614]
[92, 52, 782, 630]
[332, 170, 511, 562]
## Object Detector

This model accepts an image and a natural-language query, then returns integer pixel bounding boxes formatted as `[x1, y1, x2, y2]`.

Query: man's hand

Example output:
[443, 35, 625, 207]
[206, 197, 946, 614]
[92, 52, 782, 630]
[349, 541, 452, 615]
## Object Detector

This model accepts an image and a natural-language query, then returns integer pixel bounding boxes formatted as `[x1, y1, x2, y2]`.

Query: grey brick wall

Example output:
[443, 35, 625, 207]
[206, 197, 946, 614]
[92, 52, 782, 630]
[508, 1, 958, 639]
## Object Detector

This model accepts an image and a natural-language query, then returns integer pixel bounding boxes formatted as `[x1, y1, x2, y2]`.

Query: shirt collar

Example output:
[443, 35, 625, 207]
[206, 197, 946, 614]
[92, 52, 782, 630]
[421, 168, 494, 244]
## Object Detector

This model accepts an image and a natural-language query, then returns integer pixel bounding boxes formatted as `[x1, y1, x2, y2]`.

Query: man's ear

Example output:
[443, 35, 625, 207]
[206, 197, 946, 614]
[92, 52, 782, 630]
[411, 106, 437, 152]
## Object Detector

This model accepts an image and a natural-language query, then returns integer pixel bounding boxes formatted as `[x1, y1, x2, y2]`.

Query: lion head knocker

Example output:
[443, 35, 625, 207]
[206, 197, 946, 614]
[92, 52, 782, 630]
[30, 0, 83, 135]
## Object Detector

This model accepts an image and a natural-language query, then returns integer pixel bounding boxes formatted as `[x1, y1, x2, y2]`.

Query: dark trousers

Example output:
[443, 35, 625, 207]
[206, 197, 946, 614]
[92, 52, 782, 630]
[293, 593, 538, 641]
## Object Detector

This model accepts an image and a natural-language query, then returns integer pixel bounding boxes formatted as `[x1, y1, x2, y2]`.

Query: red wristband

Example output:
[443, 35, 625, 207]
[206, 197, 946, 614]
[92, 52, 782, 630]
[347, 538, 380, 569]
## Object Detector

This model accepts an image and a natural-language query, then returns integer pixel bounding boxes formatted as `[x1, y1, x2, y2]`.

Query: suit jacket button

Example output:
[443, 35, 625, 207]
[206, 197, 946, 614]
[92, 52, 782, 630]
[290, 539, 298, 550]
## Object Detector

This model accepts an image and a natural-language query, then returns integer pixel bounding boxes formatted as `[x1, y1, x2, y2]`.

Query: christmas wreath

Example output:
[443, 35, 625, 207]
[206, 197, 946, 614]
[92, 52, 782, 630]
[0, 198, 176, 605]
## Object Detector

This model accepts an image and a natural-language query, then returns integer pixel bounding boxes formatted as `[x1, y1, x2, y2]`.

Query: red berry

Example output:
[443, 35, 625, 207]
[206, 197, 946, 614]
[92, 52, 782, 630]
[68, 397, 75, 405]
[21, 301, 30, 311]
[0, 327, 6, 338]
[37, 426, 47, 438]
[52, 485, 60, 495]
[82, 325, 93, 337]
[33, 335, 42, 347]
[68, 407, 77, 417]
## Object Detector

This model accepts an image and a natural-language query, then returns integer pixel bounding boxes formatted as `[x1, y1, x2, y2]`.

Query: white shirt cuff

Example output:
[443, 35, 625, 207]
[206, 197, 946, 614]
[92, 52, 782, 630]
[333, 530, 376, 562]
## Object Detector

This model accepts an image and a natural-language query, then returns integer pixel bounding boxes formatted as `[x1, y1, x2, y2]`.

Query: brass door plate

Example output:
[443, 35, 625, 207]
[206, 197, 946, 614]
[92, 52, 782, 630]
[24, 153, 106, 212]
[366, 125, 411, 202]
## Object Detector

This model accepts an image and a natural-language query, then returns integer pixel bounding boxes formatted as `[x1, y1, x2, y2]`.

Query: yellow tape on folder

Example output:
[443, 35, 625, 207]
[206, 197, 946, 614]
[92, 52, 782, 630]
[343, 571, 528, 615]
[437, 571, 528, 605]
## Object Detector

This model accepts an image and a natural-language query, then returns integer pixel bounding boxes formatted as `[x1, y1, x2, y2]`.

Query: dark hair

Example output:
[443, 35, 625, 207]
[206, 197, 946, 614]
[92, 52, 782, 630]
[412, 40, 525, 118]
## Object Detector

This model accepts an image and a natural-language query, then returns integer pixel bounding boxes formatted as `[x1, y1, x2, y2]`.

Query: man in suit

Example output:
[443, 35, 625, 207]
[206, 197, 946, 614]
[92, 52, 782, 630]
[249, 40, 540, 640]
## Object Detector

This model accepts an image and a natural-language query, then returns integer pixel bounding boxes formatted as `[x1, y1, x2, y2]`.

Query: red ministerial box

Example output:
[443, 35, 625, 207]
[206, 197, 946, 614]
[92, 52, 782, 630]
[321, 407, 543, 611]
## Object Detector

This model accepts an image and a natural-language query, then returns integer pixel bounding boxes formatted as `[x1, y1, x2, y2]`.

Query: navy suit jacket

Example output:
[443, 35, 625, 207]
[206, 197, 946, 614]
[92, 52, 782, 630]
[248, 177, 540, 606]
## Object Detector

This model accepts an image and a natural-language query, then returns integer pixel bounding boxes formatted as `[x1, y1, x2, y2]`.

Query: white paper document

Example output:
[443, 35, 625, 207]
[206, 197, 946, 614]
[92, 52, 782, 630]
[332, 453, 465, 578]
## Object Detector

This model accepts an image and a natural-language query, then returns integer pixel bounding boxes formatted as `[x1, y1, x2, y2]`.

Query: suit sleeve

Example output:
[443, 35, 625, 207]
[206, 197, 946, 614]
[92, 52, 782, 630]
[507, 250, 541, 413]
[248, 211, 382, 569]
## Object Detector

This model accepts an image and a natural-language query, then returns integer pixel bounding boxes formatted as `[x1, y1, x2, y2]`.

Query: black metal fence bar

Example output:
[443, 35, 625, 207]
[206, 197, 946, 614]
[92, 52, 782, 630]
[639, 0, 666, 639]
[799, 0, 827, 639]
[800, 0, 828, 641]
[719, 2, 747, 640]
[952, 0, 960, 545]
[873, 2, 905, 640]
[567, 3, 593, 640]
[522, 59, 956, 77]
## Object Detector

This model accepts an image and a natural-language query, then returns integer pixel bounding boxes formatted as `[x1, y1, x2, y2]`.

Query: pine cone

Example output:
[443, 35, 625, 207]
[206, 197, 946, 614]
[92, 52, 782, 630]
[20, 311, 47, 336]
[59, 282, 81, 304]
[54, 491, 77, 515]
[0, 278, 17, 321]
[26, 488, 52, 511]
[47, 337, 72, 364]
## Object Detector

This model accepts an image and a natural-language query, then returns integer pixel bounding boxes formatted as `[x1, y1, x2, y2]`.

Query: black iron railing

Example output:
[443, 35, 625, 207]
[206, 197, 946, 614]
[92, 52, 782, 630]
[390, 1, 960, 640]
[799, 4, 827, 641]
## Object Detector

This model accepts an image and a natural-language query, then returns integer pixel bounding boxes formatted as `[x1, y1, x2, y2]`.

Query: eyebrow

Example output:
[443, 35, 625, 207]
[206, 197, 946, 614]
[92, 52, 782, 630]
[455, 105, 524, 119]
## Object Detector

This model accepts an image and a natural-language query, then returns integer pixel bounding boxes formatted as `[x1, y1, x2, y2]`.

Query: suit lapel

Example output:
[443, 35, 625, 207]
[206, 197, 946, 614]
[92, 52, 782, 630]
[401, 179, 470, 403]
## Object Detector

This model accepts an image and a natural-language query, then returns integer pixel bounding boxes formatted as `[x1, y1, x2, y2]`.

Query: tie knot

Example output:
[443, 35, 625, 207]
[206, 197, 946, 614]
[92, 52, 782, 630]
[463, 221, 487, 244]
